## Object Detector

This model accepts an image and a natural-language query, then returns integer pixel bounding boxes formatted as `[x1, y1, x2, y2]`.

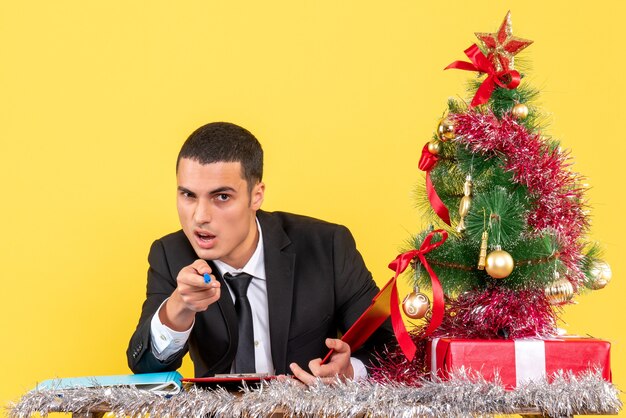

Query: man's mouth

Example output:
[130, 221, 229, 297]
[196, 231, 216, 241]
[195, 230, 216, 247]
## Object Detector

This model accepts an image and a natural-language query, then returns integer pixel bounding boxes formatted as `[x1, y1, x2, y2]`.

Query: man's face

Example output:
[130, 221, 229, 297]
[176, 158, 264, 268]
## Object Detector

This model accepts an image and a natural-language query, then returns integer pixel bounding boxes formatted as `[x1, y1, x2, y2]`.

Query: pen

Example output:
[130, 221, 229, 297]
[204, 273, 211, 283]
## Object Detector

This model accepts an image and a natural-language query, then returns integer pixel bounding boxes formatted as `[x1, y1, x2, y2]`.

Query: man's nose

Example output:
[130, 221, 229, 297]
[193, 199, 212, 224]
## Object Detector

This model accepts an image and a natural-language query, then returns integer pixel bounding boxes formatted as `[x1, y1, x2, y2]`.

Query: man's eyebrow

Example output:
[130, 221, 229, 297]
[209, 186, 237, 195]
[177, 186, 195, 195]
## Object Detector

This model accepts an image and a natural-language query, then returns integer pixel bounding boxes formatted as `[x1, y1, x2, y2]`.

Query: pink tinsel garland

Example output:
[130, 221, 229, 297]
[434, 287, 559, 339]
[451, 111, 589, 286]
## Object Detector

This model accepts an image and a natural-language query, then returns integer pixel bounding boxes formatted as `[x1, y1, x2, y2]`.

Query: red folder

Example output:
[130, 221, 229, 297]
[321, 277, 393, 363]
[182, 374, 278, 389]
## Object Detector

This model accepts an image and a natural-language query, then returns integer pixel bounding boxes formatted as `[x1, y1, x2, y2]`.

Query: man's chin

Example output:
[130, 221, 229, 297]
[191, 245, 221, 261]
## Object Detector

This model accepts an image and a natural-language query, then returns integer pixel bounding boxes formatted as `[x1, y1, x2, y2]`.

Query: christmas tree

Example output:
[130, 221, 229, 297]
[373, 11, 613, 384]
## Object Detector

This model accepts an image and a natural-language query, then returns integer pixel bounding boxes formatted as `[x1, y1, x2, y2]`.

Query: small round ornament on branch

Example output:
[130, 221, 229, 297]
[545, 272, 574, 305]
[437, 117, 456, 141]
[485, 246, 515, 279]
[511, 103, 529, 120]
[587, 260, 612, 290]
[402, 286, 431, 319]
[427, 139, 443, 155]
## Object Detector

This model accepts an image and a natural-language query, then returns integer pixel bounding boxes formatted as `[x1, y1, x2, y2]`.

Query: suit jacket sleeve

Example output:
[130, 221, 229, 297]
[332, 225, 394, 367]
[127, 239, 188, 373]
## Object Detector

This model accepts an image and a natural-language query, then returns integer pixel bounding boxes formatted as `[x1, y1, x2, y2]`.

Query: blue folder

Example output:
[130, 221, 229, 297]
[33, 371, 183, 395]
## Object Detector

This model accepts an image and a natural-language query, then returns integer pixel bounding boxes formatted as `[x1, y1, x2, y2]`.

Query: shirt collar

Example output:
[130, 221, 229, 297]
[213, 218, 266, 280]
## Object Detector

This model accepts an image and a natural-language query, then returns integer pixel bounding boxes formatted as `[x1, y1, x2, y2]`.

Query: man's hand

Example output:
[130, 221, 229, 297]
[289, 338, 354, 385]
[160, 259, 220, 331]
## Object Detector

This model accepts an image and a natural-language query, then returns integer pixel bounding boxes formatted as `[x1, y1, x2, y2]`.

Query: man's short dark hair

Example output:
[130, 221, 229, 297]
[177, 122, 263, 189]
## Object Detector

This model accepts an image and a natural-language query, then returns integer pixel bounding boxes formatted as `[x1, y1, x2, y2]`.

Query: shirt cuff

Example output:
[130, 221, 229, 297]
[150, 298, 193, 361]
[350, 357, 368, 381]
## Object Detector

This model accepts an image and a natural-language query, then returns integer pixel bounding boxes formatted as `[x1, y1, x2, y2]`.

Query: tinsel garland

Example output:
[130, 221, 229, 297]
[8, 370, 620, 418]
[451, 111, 588, 287]
[434, 287, 559, 339]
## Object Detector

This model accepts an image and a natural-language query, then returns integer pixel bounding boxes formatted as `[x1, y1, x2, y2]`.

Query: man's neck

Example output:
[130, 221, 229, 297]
[217, 217, 261, 270]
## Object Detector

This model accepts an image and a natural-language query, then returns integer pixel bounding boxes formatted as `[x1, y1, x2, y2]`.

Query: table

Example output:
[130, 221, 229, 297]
[66, 405, 615, 418]
[9, 377, 621, 418]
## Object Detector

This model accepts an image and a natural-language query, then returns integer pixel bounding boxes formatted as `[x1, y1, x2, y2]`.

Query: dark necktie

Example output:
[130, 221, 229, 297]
[223, 272, 256, 373]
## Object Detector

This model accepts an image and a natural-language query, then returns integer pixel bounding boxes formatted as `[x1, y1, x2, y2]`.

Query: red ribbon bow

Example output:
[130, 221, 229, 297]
[445, 44, 521, 107]
[419, 145, 451, 226]
[387, 230, 448, 361]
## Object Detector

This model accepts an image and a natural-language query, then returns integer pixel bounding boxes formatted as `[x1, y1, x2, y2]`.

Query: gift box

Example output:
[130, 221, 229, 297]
[427, 337, 611, 390]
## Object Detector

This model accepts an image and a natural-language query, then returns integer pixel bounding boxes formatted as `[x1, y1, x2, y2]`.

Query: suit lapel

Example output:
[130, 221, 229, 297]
[258, 211, 295, 374]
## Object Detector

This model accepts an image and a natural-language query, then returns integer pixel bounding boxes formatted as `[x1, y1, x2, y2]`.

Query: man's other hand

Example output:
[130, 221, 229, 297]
[160, 259, 220, 331]
[289, 338, 354, 385]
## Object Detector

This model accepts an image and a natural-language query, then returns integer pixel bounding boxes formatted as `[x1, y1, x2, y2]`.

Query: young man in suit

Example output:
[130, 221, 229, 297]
[127, 122, 393, 384]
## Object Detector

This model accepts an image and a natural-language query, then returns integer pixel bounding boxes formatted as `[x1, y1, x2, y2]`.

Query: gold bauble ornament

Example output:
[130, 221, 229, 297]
[437, 117, 456, 141]
[485, 248, 514, 279]
[588, 260, 612, 290]
[402, 287, 431, 319]
[545, 274, 574, 305]
[511, 103, 529, 120]
[427, 140, 442, 155]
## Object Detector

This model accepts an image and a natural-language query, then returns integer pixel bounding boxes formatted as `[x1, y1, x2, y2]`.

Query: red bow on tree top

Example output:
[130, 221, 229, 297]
[445, 11, 532, 107]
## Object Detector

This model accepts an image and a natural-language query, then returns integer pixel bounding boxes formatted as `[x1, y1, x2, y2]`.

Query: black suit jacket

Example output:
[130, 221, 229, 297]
[127, 210, 393, 377]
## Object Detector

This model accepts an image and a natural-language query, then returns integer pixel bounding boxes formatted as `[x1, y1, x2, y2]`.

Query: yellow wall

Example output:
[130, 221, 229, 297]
[1, 1, 624, 415]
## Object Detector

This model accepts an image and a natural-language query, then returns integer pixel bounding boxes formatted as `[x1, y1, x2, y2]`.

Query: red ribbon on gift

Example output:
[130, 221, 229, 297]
[387, 230, 448, 361]
[419, 144, 451, 226]
[445, 44, 521, 107]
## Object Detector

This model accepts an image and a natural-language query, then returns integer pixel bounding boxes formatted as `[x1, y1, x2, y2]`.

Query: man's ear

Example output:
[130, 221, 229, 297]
[250, 182, 265, 210]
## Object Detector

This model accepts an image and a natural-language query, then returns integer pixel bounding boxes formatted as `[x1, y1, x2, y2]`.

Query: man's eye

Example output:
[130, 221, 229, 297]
[216, 194, 230, 202]
[180, 191, 194, 199]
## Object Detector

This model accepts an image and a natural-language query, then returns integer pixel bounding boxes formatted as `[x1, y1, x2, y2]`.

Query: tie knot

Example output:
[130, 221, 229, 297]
[223, 272, 253, 298]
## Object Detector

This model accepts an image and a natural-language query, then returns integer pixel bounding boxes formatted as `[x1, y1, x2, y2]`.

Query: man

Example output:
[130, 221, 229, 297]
[127, 122, 393, 383]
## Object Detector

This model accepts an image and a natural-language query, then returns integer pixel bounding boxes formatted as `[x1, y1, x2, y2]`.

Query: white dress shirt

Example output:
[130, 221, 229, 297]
[150, 219, 367, 379]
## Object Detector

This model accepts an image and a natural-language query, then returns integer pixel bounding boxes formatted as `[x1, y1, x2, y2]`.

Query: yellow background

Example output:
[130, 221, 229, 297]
[1, 1, 624, 416]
